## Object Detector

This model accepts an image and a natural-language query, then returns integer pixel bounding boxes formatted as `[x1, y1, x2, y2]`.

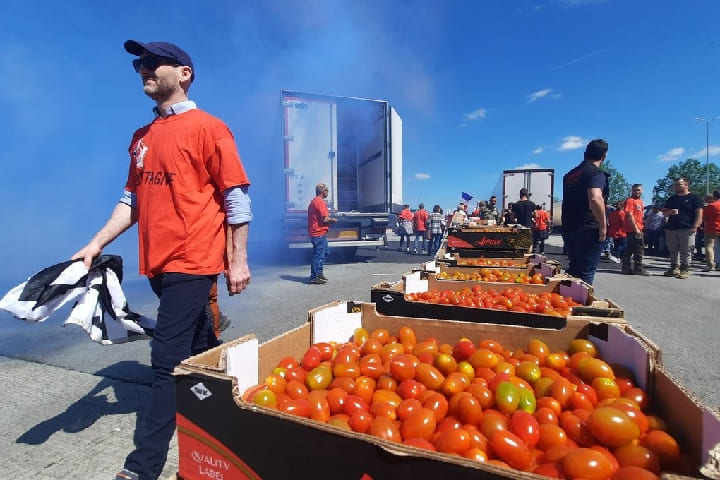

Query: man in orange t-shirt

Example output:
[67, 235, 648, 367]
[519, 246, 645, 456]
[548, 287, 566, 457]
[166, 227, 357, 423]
[412, 203, 429, 253]
[607, 201, 627, 262]
[702, 190, 720, 271]
[73, 41, 253, 480]
[622, 184, 649, 275]
[532, 205, 551, 253]
[308, 183, 338, 284]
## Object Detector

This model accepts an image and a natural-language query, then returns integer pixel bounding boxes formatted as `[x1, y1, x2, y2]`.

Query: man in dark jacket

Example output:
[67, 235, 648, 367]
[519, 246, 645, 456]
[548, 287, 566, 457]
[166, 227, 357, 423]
[561, 139, 610, 284]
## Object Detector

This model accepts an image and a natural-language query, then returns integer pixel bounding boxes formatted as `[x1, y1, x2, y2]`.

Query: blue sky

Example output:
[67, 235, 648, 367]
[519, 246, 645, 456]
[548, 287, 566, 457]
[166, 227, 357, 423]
[1, 0, 719, 286]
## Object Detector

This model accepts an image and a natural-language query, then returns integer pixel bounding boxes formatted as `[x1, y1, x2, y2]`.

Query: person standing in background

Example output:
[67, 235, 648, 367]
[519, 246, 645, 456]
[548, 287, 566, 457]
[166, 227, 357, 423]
[621, 184, 650, 275]
[512, 188, 536, 229]
[644, 204, 666, 255]
[427, 204, 446, 256]
[532, 204, 550, 254]
[412, 203, 429, 254]
[702, 190, 720, 272]
[662, 177, 703, 279]
[607, 201, 626, 263]
[72, 40, 253, 480]
[561, 139, 609, 285]
[308, 183, 337, 284]
[397, 204, 414, 251]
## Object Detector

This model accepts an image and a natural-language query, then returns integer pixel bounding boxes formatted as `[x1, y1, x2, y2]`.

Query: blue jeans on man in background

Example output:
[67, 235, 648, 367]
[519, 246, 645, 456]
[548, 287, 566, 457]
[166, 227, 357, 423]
[562, 228, 605, 285]
[429, 233, 443, 256]
[310, 235, 329, 280]
[414, 232, 427, 253]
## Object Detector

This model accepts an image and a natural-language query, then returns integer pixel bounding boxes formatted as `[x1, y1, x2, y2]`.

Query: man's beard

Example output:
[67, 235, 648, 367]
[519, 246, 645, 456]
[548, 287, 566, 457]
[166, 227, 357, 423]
[143, 77, 175, 102]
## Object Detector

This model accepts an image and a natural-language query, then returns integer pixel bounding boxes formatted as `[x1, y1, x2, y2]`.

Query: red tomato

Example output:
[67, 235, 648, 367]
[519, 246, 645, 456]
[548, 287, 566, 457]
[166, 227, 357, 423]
[536, 423, 568, 451]
[434, 427, 471, 455]
[285, 366, 308, 384]
[465, 383, 494, 409]
[400, 407, 437, 441]
[329, 376, 355, 393]
[415, 363, 445, 390]
[352, 376, 377, 404]
[613, 444, 660, 473]
[398, 326, 417, 347]
[342, 394, 370, 416]
[510, 410, 540, 448]
[559, 411, 595, 447]
[326, 387, 347, 414]
[372, 389, 402, 409]
[389, 353, 416, 381]
[307, 390, 330, 422]
[396, 398, 423, 421]
[279, 398, 311, 418]
[480, 409, 510, 439]
[368, 416, 401, 442]
[422, 391, 449, 422]
[622, 387, 650, 411]
[587, 407, 640, 448]
[313, 342, 335, 361]
[370, 401, 397, 421]
[533, 462, 565, 478]
[463, 423, 489, 451]
[612, 465, 660, 480]
[534, 406, 559, 426]
[562, 447, 614, 480]
[348, 409, 373, 433]
[301, 346, 322, 371]
[639, 430, 680, 466]
[549, 376, 575, 409]
[285, 379, 309, 400]
[456, 393, 483, 426]
[490, 430, 532, 470]
[403, 438, 436, 451]
[396, 379, 426, 400]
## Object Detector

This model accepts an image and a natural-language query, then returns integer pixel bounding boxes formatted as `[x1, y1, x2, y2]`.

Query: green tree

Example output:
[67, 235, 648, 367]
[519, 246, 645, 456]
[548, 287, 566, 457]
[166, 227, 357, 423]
[600, 159, 631, 206]
[652, 158, 720, 204]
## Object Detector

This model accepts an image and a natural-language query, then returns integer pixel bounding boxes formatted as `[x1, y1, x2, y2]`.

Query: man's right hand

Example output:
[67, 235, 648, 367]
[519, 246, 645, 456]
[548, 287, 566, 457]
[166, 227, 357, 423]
[71, 241, 103, 269]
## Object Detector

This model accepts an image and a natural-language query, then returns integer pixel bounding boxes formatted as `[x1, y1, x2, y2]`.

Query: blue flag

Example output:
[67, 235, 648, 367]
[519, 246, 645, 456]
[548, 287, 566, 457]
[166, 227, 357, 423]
[461, 192, 473, 202]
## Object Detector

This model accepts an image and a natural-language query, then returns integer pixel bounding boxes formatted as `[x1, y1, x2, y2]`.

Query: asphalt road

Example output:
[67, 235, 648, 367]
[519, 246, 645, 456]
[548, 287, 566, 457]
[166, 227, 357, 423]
[0, 233, 718, 479]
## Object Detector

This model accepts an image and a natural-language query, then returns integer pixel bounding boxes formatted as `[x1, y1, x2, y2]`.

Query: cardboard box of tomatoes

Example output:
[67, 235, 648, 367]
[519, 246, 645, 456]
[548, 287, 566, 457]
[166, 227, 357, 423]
[174, 301, 720, 480]
[370, 271, 624, 329]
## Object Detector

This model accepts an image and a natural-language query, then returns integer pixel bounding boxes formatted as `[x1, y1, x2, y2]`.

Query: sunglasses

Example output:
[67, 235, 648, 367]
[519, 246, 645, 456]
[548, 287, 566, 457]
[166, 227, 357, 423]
[132, 56, 181, 72]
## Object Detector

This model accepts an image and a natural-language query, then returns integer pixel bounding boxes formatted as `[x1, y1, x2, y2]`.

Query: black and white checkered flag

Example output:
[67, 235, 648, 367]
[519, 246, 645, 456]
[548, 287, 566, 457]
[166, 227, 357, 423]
[0, 255, 156, 345]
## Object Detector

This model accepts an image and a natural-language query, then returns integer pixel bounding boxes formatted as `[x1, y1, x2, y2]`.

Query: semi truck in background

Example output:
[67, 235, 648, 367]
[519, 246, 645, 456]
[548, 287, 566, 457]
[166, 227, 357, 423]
[494, 168, 555, 224]
[281, 90, 403, 257]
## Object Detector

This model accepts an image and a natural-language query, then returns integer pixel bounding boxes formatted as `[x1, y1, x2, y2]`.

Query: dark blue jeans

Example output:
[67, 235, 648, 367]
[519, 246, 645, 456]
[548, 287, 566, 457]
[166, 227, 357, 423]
[563, 228, 604, 285]
[125, 273, 219, 480]
[310, 235, 329, 279]
[612, 236, 627, 258]
[429, 233, 443, 255]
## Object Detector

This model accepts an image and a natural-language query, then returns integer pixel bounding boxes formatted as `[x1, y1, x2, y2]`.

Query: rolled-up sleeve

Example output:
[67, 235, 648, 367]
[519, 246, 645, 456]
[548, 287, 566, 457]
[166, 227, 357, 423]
[223, 185, 253, 224]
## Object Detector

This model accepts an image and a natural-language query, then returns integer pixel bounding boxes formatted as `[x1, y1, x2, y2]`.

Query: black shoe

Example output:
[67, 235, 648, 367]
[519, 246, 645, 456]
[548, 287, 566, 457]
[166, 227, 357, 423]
[218, 314, 232, 332]
[633, 268, 651, 276]
[317, 273, 328, 282]
[309, 277, 327, 284]
[115, 470, 139, 480]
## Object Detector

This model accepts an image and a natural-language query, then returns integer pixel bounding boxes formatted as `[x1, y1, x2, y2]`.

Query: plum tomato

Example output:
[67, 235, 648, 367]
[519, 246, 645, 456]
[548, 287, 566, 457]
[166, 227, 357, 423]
[348, 409, 373, 433]
[562, 447, 614, 480]
[396, 379, 426, 400]
[567, 338, 598, 357]
[536, 423, 568, 451]
[480, 409, 510, 439]
[403, 438, 436, 451]
[526, 338, 550, 363]
[422, 391, 449, 422]
[368, 415, 402, 442]
[400, 407, 437, 441]
[468, 348, 500, 369]
[456, 393, 483, 426]
[398, 326, 417, 347]
[613, 444, 660, 473]
[279, 398, 311, 418]
[253, 389, 277, 409]
[639, 429, 680, 466]
[489, 430, 532, 470]
[434, 427, 472, 455]
[396, 398, 423, 421]
[415, 363, 445, 390]
[389, 353, 416, 381]
[495, 381, 520, 415]
[301, 346, 322, 371]
[587, 407, 640, 448]
[305, 366, 332, 391]
[285, 379, 309, 400]
[612, 465, 660, 480]
[307, 390, 330, 422]
[510, 410, 540, 448]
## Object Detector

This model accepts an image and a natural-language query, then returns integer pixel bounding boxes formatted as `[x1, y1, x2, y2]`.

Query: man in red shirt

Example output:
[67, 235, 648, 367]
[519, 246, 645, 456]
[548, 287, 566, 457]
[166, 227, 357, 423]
[702, 190, 720, 271]
[532, 205, 551, 254]
[607, 201, 627, 263]
[308, 183, 338, 284]
[622, 184, 650, 275]
[73, 40, 252, 480]
[412, 203, 429, 253]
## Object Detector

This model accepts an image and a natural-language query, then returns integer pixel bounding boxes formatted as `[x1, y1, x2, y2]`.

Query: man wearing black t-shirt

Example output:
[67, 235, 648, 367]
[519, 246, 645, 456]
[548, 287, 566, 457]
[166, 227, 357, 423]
[561, 139, 610, 285]
[662, 178, 703, 279]
[512, 188, 536, 229]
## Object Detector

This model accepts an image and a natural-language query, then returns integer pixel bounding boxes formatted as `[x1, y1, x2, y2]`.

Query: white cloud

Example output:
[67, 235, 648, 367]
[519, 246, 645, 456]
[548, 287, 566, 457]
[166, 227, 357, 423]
[514, 163, 542, 170]
[415, 173, 431, 180]
[528, 89, 553, 103]
[463, 108, 487, 122]
[532, 147, 544, 154]
[691, 145, 720, 159]
[557, 136, 586, 151]
[657, 147, 685, 162]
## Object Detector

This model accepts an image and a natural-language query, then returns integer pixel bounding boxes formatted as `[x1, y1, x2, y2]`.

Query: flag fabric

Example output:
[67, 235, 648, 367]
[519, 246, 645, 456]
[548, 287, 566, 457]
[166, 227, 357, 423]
[0, 255, 155, 345]
[461, 192, 474, 202]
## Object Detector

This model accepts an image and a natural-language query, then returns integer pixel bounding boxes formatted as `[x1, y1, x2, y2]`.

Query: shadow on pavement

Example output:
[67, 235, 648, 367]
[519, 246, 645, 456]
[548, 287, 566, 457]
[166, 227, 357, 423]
[16, 360, 149, 445]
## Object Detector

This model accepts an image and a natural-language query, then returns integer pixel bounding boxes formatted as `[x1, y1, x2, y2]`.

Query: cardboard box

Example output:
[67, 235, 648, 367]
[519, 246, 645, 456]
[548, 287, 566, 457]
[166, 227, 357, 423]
[446, 226, 532, 254]
[370, 271, 624, 328]
[174, 302, 720, 480]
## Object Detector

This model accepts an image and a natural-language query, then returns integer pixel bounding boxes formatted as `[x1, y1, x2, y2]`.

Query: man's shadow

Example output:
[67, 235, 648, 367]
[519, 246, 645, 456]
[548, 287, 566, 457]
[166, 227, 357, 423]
[16, 360, 151, 445]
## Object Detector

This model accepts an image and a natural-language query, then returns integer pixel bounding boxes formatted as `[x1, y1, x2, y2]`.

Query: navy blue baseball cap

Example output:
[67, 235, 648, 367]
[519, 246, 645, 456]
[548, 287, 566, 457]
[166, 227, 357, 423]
[124, 40, 194, 81]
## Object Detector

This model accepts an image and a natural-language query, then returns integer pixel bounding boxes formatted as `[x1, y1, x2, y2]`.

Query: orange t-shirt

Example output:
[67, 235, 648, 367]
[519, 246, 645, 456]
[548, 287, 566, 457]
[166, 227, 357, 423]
[126, 109, 250, 278]
[704, 200, 720, 235]
[623, 197, 644, 232]
[413, 209, 429, 232]
[608, 210, 627, 238]
[308, 196, 330, 237]
[533, 210, 550, 231]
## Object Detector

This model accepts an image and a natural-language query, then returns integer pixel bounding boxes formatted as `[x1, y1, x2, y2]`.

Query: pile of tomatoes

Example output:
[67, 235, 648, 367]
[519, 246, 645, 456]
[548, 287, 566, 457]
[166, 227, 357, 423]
[456, 258, 526, 267]
[405, 286, 581, 317]
[242, 327, 689, 480]
[436, 269, 545, 284]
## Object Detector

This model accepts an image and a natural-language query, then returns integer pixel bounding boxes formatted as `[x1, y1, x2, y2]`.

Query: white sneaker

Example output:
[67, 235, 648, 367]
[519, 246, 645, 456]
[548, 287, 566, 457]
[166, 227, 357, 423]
[608, 255, 621, 264]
